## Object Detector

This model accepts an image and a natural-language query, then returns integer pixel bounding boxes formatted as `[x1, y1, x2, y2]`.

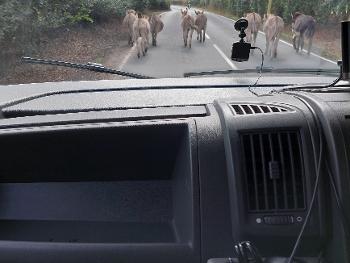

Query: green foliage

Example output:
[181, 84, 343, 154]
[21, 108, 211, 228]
[193, 0, 348, 23]
[90, 0, 128, 19]
[130, 0, 149, 11]
[0, 0, 170, 43]
[149, 0, 171, 10]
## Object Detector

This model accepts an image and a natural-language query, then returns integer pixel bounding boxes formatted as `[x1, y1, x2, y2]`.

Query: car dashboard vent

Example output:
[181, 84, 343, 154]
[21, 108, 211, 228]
[230, 104, 289, 115]
[241, 131, 305, 212]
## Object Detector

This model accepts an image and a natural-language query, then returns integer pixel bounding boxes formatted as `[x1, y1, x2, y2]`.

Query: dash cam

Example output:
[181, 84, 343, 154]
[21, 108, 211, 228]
[231, 18, 251, 62]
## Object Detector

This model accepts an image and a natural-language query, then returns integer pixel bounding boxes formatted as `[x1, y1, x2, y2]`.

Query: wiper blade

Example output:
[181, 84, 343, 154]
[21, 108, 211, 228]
[22, 57, 154, 79]
[184, 69, 257, 77]
[184, 67, 340, 77]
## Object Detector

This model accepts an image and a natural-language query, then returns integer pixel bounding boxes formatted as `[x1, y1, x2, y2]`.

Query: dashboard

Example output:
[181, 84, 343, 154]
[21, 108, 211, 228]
[0, 77, 349, 263]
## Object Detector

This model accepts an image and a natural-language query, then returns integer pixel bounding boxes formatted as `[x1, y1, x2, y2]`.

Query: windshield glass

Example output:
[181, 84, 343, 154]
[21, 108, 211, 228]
[0, 0, 347, 84]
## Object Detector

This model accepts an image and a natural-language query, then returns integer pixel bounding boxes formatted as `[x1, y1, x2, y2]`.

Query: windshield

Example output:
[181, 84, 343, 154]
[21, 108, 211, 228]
[0, 0, 347, 85]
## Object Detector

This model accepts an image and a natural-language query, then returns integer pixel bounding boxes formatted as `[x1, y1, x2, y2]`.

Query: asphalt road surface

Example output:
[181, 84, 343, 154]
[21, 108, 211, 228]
[120, 6, 338, 78]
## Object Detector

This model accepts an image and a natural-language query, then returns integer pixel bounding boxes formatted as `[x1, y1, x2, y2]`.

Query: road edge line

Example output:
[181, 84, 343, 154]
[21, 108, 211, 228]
[213, 44, 238, 70]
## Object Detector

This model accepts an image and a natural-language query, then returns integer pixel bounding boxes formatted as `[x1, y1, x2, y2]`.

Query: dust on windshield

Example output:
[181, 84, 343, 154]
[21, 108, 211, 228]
[0, 0, 347, 84]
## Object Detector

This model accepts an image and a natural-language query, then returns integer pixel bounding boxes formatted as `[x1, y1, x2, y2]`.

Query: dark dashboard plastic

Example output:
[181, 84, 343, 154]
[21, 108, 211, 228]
[0, 78, 349, 263]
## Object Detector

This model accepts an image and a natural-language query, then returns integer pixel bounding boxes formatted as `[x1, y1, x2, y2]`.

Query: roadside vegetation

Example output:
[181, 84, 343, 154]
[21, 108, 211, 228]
[0, 0, 170, 43]
[0, 0, 170, 84]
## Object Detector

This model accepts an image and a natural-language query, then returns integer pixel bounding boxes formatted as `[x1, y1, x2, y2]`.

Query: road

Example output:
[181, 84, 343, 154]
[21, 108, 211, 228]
[120, 6, 338, 78]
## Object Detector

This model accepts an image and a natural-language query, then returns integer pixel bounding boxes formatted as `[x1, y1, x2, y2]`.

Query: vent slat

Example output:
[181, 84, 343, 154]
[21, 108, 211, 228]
[242, 105, 253, 114]
[251, 105, 261, 113]
[238, 105, 245, 115]
[278, 133, 289, 209]
[287, 133, 298, 209]
[296, 134, 306, 209]
[242, 131, 305, 213]
[247, 105, 255, 114]
[231, 105, 239, 115]
[268, 134, 279, 210]
[230, 104, 290, 116]
[261, 106, 269, 113]
[250, 135, 260, 211]
[257, 105, 264, 113]
[259, 134, 269, 210]
[271, 106, 280, 113]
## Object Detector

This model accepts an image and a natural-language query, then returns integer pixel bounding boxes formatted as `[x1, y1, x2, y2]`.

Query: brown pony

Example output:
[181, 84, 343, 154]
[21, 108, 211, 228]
[263, 14, 284, 58]
[245, 12, 262, 47]
[181, 8, 197, 48]
[292, 12, 316, 55]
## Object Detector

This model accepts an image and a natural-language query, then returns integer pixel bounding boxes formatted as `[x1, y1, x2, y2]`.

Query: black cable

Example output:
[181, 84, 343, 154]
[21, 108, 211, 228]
[268, 70, 342, 94]
[251, 46, 264, 86]
[248, 46, 268, 97]
[326, 162, 350, 237]
[286, 98, 324, 263]
[287, 94, 350, 262]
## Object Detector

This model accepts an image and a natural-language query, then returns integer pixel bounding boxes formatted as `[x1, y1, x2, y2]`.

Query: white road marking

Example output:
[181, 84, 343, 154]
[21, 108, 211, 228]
[205, 34, 210, 39]
[206, 10, 337, 65]
[213, 44, 238, 70]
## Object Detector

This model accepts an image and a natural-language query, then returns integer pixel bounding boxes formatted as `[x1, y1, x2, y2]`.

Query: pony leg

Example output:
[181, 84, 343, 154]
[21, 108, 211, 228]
[265, 36, 269, 55]
[146, 33, 150, 52]
[203, 27, 206, 43]
[297, 36, 301, 53]
[300, 35, 304, 52]
[189, 29, 194, 48]
[307, 37, 313, 55]
[273, 37, 279, 58]
[253, 32, 257, 47]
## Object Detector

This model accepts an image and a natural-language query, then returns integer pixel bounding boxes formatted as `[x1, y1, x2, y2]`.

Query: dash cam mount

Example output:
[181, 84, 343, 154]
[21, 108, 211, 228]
[234, 18, 248, 40]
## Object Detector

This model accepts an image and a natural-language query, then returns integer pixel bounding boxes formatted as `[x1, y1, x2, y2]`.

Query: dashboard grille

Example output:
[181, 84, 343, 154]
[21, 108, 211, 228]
[241, 131, 305, 212]
[230, 104, 289, 115]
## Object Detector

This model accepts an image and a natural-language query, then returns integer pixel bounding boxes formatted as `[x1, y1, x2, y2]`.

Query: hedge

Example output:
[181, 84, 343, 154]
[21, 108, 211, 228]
[0, 0, 170, 43]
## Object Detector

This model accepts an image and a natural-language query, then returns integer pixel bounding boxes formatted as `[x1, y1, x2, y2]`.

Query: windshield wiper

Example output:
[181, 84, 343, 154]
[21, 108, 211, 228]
[184, 67, 340, 77]
[21, 57, 154, 79]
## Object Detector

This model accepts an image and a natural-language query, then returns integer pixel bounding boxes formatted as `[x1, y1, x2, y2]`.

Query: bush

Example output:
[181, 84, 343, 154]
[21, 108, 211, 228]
[0, 0, 174, 45]
[149, 0, 170, 10]
[90, 0, 129, 19]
